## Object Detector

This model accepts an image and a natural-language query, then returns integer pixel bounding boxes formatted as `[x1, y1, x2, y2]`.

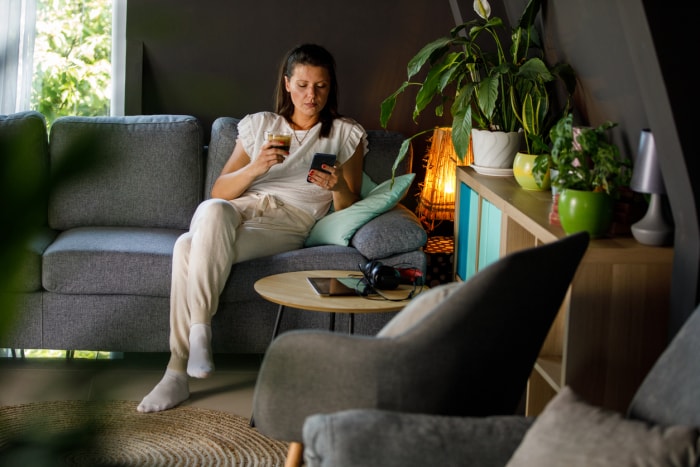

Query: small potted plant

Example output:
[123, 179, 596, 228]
[542, 113, 633, 237]
[379, 0, 575, 172]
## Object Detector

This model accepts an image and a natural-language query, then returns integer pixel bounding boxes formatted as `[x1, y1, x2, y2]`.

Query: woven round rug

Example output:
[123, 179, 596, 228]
[0, 400, 289, 466]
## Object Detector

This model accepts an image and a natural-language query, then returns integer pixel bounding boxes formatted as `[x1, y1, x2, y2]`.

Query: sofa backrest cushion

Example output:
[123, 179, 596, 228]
[1, 111, 49, 216]
[206, 117, 411, 200]
[0, 111, 50, 292]
[48, 115, 204, 230]
[363, 129, 412, 183]
[205, 116, 240, 199]
[627, 304, 700, 427]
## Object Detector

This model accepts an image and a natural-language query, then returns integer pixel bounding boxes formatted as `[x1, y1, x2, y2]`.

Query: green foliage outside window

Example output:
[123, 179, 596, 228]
[31, 0, 112, 126]
[0, 0, 114, 359]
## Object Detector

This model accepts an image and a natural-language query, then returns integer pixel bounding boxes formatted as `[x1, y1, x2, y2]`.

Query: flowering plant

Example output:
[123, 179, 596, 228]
[380, 0, 575, 166]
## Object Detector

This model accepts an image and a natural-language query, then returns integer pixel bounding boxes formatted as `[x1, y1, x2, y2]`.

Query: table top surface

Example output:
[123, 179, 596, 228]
[254, 270, 424, 313]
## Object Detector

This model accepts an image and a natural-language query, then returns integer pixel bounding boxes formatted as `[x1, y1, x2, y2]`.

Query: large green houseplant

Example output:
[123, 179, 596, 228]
[543, 113, 633, 237]
[379, 0, 575, 170]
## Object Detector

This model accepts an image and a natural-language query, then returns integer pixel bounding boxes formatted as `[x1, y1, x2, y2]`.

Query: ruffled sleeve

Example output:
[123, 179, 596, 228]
[237, 112, 281, 161]
[335, 118, 368, 165]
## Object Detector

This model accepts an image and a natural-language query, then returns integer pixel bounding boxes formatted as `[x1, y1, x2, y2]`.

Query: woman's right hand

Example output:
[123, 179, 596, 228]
[248, 140, 288, 176]
[212, 140, 284, 199]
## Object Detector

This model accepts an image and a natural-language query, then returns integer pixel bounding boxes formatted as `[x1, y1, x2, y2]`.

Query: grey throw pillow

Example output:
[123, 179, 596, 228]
[378, 282, 463, 337]
[506, 386, 700, 467]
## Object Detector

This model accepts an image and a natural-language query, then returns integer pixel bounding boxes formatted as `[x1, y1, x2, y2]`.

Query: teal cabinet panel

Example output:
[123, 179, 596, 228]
[455, 182, 472, 280]
[478, 199, 502, 269]
[466, 188, 480, 278]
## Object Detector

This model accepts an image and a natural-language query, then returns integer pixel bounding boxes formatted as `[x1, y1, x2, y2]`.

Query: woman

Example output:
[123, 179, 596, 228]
[138, 44, 367, 413]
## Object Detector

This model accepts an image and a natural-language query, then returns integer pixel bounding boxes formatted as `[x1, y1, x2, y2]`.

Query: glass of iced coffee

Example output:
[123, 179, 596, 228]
[264, 131, 292, 152]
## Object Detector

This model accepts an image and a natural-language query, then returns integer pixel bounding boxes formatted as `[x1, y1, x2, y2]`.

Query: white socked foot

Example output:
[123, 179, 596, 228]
[137, 369, 189, 413]
[187, 323, 214, 378]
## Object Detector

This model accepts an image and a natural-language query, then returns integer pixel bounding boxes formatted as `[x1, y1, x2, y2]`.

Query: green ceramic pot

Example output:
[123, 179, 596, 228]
[513, 152, 550, 191]
[558, 188, 614, 238]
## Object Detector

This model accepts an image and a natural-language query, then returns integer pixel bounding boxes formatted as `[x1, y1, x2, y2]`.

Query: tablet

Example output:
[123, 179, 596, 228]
[307, 277, 362, 296]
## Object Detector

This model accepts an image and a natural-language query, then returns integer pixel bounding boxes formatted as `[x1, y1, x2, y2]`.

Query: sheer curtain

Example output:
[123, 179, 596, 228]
[111, 0, 127, 116]
[0, 0, 37, 114]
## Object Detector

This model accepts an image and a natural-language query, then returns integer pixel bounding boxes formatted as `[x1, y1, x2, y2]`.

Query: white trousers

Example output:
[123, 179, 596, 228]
[167, 193, 316, 371]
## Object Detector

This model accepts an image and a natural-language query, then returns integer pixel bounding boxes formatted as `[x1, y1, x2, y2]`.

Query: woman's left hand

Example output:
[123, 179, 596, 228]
[308, 163, 341, 191]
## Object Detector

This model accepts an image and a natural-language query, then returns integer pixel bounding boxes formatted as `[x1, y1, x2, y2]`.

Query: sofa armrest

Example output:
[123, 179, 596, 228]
[351, 204, 426, 260]
[303, 409, 534, 467]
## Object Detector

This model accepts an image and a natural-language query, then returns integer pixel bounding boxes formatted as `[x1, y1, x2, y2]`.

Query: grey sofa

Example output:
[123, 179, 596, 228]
[302, 302, 700, 467]
[0, 111, 426, 354]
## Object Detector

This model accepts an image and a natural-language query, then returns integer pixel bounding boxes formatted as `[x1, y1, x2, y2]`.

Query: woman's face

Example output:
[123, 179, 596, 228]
[284, 64, 331, 121]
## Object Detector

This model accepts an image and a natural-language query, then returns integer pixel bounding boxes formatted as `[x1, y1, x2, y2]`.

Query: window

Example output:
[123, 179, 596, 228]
[0, 0, 125, 121]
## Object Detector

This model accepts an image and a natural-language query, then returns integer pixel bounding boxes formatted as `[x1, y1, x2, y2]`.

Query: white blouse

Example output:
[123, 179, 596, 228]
[237, 111, 368, 219]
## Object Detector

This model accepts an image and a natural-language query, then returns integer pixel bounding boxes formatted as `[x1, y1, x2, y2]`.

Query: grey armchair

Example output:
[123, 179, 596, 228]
[251, 232, 590, 467]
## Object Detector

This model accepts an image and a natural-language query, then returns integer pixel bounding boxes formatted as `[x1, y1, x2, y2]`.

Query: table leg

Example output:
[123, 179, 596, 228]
[329, 313, 335, 331]
[349, 313, 354, 334]
[272, 304, 285, 340]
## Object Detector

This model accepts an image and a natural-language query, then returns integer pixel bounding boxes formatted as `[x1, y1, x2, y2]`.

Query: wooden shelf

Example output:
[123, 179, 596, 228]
[455, 166, 674, 415]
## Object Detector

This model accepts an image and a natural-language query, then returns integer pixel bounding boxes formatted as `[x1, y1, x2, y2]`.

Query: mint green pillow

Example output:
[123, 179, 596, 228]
[305, 173, 415, 247]
[361, 171, 378, 198]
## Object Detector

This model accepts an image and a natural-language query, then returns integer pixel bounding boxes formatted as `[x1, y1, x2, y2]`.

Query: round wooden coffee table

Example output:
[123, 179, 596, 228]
[254, 269, 422, 337]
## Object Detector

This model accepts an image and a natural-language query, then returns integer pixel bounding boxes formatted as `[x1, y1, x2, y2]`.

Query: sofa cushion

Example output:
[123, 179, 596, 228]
[42, 227, 182, 296]
[205, 116, 241, 199]
[362, 130, 412, 182]
[351, 204, 427, 260]
[305, 173, 415, 247]
[506, 386, 700, 467]
[48, 115, 204, 230]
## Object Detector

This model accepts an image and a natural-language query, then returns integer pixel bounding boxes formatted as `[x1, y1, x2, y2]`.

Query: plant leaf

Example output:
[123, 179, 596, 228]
[414, 52, 463, 117]
[450, 103, 472, 162]
[380, 81, 410, 128]
[476, 75, 499, 122]
[518, 0, 542, 29]
[406, 37, 452, 78]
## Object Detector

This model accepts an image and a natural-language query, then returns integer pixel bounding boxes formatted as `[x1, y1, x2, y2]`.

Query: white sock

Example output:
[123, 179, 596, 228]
[137, 369, 189, 413]
[187, 323, 214, 378]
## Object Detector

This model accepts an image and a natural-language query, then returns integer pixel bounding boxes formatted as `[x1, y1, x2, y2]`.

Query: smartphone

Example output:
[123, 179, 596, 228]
[307, 153, 336, 183]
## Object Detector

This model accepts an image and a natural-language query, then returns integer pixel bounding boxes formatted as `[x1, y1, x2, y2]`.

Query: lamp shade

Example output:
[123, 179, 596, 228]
[630, 129, 665, 194]
[416, 127, 459, 231]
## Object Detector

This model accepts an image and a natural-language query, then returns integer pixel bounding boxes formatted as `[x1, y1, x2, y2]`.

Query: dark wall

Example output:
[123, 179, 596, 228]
[126, 0, 454, 145]
[126, 0, 699, 336]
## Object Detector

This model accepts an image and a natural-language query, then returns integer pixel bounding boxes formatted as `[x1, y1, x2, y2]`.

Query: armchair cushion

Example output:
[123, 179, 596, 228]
[304, 409, 534, 467]
[304, 173, 415, 247]
[506, 386, 700, 467]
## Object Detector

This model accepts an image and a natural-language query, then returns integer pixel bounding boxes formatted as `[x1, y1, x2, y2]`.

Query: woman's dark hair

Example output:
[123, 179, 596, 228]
[275, 44, 340, 138]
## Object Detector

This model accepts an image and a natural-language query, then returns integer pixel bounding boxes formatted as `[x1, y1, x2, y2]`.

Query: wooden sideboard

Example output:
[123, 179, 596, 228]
[454, 166, 674, 415]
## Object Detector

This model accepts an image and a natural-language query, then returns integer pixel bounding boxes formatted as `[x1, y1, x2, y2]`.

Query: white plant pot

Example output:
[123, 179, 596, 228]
[471, 129, 523, 169]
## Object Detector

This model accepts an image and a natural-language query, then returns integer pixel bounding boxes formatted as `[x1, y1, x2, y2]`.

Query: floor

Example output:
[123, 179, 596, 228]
[0, 351, 263, 418]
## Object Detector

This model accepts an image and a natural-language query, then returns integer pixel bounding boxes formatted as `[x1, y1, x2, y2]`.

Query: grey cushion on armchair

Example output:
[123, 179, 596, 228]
[304, 409, 534, 467]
